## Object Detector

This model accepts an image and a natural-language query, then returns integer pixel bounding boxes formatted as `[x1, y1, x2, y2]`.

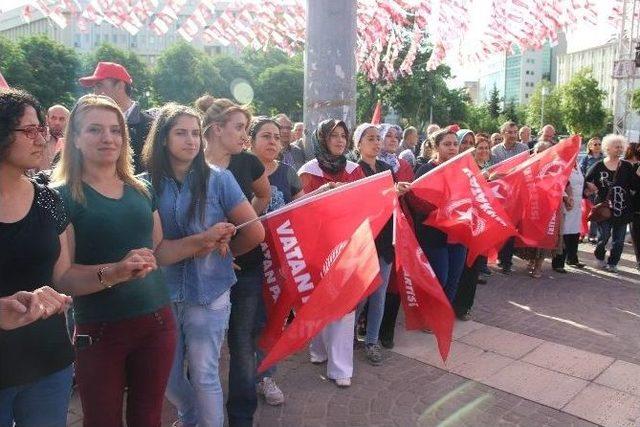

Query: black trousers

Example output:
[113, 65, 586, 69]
[498, 237, 515, 268]
[631, 213, 640, 265]
[551, 233, 580, 269]
[452, 256, 483, 317]
[379, 292, 400, 344]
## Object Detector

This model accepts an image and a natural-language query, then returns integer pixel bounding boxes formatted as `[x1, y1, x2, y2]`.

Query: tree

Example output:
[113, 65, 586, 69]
[17, 36, 80, 108]
[632, 88, 640, 113]
[210, 54, 253, 100]
[559, 69, 607, 138]
[153, 42, 225, 105]
[254, 63, 304, 119]
[487, 85, 502, 118]
[526, 80, 564, 133]
[240, 48, 293, 81]
[502, 100, 526, 124]
[83, 43, 152, 106]
[0, 37, 33, 90]
[356, 74, 380, 124]
[462, 103, 501, 133]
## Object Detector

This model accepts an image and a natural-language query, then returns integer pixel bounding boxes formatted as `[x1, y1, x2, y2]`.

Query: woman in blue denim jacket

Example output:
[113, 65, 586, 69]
[143, 103, 265, 427]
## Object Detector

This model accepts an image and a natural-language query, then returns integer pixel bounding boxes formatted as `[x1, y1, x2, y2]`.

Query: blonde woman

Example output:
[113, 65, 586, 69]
[52, 95, 225, 427]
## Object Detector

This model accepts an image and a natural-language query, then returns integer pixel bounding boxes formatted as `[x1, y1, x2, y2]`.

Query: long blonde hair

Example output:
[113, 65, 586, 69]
[51, 94, 149, 203]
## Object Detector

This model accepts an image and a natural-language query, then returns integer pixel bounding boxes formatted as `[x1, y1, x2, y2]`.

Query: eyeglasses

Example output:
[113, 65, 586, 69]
[12, 125, 48, 140]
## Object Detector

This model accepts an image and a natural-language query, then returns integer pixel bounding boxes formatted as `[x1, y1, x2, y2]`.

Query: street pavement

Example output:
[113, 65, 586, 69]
[67, 241, 640, 426]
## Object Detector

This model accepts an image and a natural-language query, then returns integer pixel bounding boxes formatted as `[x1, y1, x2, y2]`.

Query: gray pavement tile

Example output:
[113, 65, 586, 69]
[522, 341, 615, 380]
[563, 383, 640, 427]
[594, 359, 640, 396]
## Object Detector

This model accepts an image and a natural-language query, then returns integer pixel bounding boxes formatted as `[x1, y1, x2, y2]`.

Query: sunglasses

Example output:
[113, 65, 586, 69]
[12, 125, 48, 140]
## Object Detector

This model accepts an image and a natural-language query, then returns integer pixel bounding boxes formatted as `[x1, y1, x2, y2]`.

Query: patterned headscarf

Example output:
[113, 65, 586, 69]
[377, 123, 403, 173]
[313, 119, 349, 174]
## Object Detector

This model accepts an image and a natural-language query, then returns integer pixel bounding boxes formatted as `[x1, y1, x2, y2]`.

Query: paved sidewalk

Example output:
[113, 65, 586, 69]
[66, 242, 639, 426]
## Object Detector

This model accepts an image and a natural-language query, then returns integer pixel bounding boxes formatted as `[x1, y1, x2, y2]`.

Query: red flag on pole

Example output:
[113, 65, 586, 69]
[394, 207, 454, 361]
[0, 71, 9, 89]
[511, 136, 581, 248]
[371, 100, 382, 125]
[258, 219, 381, 373]
[410, 150, 517, 265]
[258, 172, 396, 352]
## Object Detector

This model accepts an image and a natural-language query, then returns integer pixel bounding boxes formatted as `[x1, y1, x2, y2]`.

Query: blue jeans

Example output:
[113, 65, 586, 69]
[166, 291, 231, 427]
[595, 220, 627, 266]
[424, 244, 467, 302]
[0, 365, 72, 427]
[226, 267, 263, 427]
[357, 256, 393, 345]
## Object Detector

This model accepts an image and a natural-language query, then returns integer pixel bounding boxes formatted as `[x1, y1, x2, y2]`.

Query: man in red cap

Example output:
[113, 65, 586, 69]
[79, 61, 153, 173]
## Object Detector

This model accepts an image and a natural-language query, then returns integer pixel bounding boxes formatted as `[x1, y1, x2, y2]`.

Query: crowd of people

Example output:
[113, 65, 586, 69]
[2, 60, 640, 427]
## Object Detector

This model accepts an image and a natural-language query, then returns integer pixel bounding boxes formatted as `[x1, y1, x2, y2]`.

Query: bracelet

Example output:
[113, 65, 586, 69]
[97, 266, 114, 289]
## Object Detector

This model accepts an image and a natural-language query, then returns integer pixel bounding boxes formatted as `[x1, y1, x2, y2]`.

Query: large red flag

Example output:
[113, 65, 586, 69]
[258, 219, 381, 373]
[371, 100, 382, 124]
[0, 71, 9, 89]
[410, 150, 517, 265]
[486, 149, 530, 176]
[259, 172, 396, 351]
[511, 136, 581, 248]
[394, 207, 454, 361]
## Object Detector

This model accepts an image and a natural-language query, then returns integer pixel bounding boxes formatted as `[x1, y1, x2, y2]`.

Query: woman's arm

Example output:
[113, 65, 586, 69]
[228, 200, 265, 257]
[250, 171, 271, 214]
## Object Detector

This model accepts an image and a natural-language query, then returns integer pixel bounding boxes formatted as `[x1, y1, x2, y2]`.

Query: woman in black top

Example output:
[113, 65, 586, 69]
[0, 89, 74, 426]
[585, 134, 640, 272]
[353, 123, 410, 366]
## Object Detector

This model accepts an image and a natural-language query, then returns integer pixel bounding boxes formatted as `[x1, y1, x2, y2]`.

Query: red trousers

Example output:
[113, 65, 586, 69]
[75, 305, 176, 427]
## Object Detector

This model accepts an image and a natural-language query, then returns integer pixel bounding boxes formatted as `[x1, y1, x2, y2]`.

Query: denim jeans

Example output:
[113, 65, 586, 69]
[0, 365, 73, 427]
[357, 256, 393, 345]
[226, 267, 263, 427]
[424, 244, 467, 302]
[595, 220, 627, 266]
[166, 291, 231, 427]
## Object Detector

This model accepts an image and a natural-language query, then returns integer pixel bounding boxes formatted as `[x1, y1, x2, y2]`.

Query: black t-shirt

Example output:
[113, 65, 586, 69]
[0, 182, 74, 388]
[585, 159, 640, 223]
[227, 151, 266, 270]
[413, 160, 448, 248]
[358, 160, 395, 262]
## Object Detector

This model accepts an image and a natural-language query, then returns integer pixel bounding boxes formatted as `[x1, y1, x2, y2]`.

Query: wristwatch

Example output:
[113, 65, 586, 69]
[97, 266, 114, 289]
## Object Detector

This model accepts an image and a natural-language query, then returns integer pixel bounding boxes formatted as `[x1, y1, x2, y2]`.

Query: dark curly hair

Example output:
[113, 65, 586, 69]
[248, 116, 280, 142]
[0, 88, 44, 162]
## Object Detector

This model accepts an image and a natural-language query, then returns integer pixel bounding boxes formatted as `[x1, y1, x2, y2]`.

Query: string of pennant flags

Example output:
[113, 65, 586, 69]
[1, 0, 632, 81]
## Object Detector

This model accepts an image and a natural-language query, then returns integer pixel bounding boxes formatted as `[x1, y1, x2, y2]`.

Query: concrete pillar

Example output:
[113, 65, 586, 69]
[302, 0, 357, 159]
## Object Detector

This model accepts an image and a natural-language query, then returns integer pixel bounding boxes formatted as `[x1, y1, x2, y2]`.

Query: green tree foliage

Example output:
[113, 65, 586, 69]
[559, 69, 607, 137]
[210, 54, 253, 100]
[255, 64, 304, 119]
[0, 37, 33, 90]
[83, 43, 152, 105]
[632, 88, 640, 113]
[462, 104, 501, 133]
[487, 85, 502, 118]
[17, 36, 79, 108]
[152, 42, 224, 105]
[526, 80, 564, 133]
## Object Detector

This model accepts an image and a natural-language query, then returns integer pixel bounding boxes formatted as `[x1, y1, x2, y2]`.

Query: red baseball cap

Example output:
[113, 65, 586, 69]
[79, 61, 132, 87]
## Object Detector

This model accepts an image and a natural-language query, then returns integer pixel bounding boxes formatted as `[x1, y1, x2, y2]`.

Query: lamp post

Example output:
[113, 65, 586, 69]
[540, 86, 549, 129]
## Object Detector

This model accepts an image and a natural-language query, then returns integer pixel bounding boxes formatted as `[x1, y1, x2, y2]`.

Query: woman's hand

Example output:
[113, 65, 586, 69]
[109, 248, 157, 283]
[584, 182, 597, 196]
[201, 222, 236, 255]
[564, 197, 574, 211]
[0, 288, 72, 330]
[395, 182, 411, 196]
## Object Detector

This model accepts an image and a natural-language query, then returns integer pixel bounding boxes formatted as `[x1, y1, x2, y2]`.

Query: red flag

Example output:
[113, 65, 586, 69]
[394, 207, 454, 361]
[581, 198, 593, 238]
[259, 172, 396, 351]
[258, 219, 381, 372]
[371, 100, 382, 125]
[512, 136, 581, 248]
[0, 71, 9, 89]
[486, 150, 530, 176]
[410, 150, 517, 265]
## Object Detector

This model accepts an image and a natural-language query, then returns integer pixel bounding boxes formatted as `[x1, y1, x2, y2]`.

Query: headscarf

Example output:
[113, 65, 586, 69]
[353, 123, 377, 148]
[377, 123, 402, 173]
[456, 129, 474, 146]
[313, 119, 348, 174]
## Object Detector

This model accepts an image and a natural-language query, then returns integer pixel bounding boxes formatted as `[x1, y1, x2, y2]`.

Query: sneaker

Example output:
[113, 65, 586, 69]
[380, 338, 394, 349]
[457, 312, 472, 321]
[597, 259, 607, 269]
[310, 354, 327, 364]
[567, 261, 585, 269]
[605, 264, 619, 273]
[501, 266, 513, 275]
[335, 377, 351, 387]
[257, 377, 285, 406]
[365, 343, 383, 366]
[480, 266, 492, 276]
[477, 277, 488, 285]
[552, 267, 567, 274]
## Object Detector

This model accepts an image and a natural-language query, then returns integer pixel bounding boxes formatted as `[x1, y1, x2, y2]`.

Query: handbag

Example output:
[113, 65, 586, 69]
[587, 163, 619, 222]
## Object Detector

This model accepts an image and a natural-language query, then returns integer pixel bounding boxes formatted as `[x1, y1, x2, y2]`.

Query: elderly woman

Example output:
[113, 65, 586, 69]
[585, 134, 640, 273]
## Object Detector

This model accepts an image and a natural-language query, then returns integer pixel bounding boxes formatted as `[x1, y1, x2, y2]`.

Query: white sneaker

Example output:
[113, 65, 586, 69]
[334, 377, 351, 387]
[257, 377, 285, 406]
[605, 264, 619, 273]
[310, 354, 327, 364]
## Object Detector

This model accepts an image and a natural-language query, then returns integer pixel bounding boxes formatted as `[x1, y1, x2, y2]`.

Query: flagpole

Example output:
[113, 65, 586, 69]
[235, 171, 395, 231]
[411, 147, 476, 186]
